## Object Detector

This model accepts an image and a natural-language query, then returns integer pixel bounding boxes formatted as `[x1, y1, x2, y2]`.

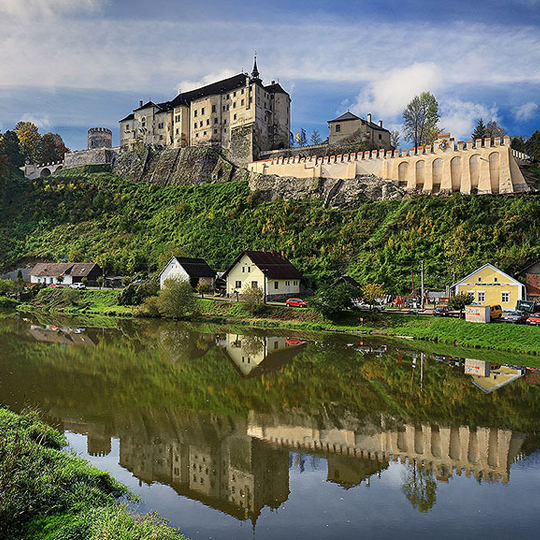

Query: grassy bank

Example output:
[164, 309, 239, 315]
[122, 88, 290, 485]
[15, 289, 540, 356]
[0, 408, 186, 540]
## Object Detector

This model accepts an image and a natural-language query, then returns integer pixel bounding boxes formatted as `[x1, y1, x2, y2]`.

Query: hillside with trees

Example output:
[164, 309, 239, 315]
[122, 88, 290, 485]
[0, 165, 539, 294]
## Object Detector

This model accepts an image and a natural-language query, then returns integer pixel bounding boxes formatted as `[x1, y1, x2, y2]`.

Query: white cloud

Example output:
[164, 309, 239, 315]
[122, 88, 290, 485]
[0, 0, 105, 19]
[351, 63, 445, 120]
[177, 70, 237, 93]
[439, 99, 499, 142]
[514, 102, 538, 121]
[20, 113, 51, 129]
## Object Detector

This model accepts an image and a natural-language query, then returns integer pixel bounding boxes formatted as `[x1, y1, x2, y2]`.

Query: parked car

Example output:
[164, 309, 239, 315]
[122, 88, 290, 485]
[502, 310, 529, 324]
[285, 298, 307, 308]
[490, 305, 503, 319]
[526, 313, 540, 326]
[49, 283, 64, 288]
[71, 282, 86, 290]
[433, 306, 450, 317]
[353, 300, 386, 312]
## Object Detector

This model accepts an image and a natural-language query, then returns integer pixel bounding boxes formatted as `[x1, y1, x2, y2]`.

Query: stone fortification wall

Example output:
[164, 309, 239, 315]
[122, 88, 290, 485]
[63, 148, 117, 169]
[250, 134, 530, 195]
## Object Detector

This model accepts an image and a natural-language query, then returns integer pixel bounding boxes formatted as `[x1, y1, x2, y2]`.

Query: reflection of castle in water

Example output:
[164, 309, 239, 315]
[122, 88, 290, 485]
[247, 411, 525, 485]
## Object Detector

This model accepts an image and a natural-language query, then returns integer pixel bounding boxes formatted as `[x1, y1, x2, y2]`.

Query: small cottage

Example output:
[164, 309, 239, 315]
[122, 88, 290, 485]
[159, 257, 215, 289]
[29, 262, 102, 287]
[222, 250, 303, 300]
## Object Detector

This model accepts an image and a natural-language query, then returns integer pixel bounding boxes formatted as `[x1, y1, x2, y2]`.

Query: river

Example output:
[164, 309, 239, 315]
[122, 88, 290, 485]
[1, 313, 540, 539]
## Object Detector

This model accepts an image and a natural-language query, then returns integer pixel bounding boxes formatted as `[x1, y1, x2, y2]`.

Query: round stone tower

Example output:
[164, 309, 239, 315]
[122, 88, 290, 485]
[88, 127, 112, 149]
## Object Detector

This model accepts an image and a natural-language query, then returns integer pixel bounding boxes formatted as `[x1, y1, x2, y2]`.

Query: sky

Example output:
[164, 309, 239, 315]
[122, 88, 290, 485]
[1, 0, 540, 151]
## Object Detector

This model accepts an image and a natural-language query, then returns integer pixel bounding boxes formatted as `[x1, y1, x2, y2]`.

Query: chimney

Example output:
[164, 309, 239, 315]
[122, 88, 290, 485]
[281, 250, 285, 259]
[262, 248, 265, 252]
[271, 249, 275, 254]
[379, 120, 383, 128]
[271, 80, 275, 85]
[367, 113, 372, 124]
[139, 100, 143, 107]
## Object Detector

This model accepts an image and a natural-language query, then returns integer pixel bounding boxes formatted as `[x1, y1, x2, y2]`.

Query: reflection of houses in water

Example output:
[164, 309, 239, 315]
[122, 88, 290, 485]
[61, 419, 112, 457]
[119, 413, 289, 522]
[247, 412, 525, 485]
[465, 359, 525, 393]
[224, 334, 306, 377]
[28, 325, 95, 346]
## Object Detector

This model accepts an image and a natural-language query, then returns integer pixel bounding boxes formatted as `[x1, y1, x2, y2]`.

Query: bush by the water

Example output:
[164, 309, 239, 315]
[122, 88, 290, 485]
[157, 279, 196, 319]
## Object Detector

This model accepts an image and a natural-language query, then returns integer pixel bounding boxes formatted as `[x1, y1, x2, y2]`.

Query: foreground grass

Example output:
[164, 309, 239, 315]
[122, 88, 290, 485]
[0, 408, 186, 540]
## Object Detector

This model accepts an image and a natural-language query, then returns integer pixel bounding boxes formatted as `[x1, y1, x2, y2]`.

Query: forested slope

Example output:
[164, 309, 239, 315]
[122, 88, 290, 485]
[1, 169, 539, 292]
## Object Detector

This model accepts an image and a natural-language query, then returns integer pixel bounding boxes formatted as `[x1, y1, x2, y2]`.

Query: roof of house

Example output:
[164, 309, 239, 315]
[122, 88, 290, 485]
[30, 262, 100, 278]
[517, 260, 540, 275]
[328, 111, 390, 133]
[332, 276, 361, 288]
[160, 257, 215, 279]
[452, 263, 523, 288]
[119, 113, 135, 123]
[222, 251, 303, 280]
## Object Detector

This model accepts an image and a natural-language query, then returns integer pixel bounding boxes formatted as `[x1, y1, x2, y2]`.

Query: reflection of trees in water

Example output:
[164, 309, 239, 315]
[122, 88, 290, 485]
[159, 328, 215, 364]
[401, 460, 437, 513]
[239, 335, 265, 357]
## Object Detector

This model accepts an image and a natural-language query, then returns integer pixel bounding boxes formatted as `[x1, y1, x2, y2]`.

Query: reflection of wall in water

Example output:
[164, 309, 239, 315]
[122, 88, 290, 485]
[465, 360, 525, 393]
[248, 412, 525, 484]
[119, 413, 289, 522]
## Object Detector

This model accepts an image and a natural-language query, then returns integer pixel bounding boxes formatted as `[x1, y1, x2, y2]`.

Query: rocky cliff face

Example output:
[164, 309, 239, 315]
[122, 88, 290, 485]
[248, 172, 406, 209]
[113, 145, 245, 186]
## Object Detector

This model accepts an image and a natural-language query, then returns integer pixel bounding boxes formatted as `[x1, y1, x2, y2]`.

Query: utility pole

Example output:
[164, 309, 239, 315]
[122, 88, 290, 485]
[421, 260, 425, 309]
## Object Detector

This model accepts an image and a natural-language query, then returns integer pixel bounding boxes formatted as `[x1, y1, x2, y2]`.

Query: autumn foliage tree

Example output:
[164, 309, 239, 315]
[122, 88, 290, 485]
[40, 133, 69, 163]
[14, 122, 42, 163]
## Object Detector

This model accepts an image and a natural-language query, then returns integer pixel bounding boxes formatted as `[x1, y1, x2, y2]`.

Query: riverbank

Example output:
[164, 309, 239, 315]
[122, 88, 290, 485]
[15, 289, 540, 357]
[0, 408, 186, 540]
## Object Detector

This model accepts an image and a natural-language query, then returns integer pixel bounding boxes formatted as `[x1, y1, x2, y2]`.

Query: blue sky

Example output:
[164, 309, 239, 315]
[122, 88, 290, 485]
[1, 0, 539, 151]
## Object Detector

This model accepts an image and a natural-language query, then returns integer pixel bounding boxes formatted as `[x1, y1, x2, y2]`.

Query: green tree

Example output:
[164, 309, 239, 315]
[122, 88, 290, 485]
[402, 461, 437, 513]
[196, 281, 210, 298]
[157, 278, 196, 319]
[56, 274, 64, 284]
[14, 121, 42, 163]
[240, 285, 265, 315]
[525, 130, 540, 161]
[0, 135, 7, 180]
[310, 130, 322, 145]
[448, 291, 474, 315]
[471, 118, 488, 140]
[311, 283, 354, 319]
[1, 131, 24, 177]
[402, 92, 440, 148]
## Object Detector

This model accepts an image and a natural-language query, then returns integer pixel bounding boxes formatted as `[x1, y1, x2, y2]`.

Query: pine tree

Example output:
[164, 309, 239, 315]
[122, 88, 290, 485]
[471, 119, 488, 140]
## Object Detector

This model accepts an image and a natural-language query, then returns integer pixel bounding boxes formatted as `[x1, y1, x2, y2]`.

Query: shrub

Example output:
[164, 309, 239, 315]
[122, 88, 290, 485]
[240, 285, 266, 315]
[157, 279, 196, 319]
[118, 282, 159, 306]
[311, 283, 354, 319]
[137, 296, 161, 318]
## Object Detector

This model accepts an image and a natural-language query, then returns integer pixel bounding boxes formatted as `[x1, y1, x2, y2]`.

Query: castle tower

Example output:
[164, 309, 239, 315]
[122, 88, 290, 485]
[88, 127, 112, 150]
[251, 55, 260, 81]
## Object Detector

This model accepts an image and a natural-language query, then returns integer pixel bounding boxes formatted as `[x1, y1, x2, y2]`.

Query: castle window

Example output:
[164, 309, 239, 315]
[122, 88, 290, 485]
[194, 110, 198, 117]
[125, 124, 129, 130]
[336, 124, 341, 132]
[264, 102, 266, 108]
[200, 121, 203, 127]
[214, 118, 218, 124]
[206, 119, 210, 126]
[223, 105, 226, 111]
[241, 88, 244, 94]
[159, 135, 163, 140]
[227, 94, 230, 99]
[212, 105, 216, 113]
[233, 102, 236, 108]
[201, 107, 205, 115]
[176, 128, 179, 134]
[271, 95, 274, 100]
[203, 131, 207, 136]
[193, 123, 197, 129]
[233, 114, 237, 120]
[226, 104, 230, 111]
[214, 128, 217, 134]
[379, 134, 382, 140]
[196, 133, 199, 137]
[233, 91, 236, 97]
[224, 128, 227, 132]
[223, 119, 227, 124]
[158, 122, 164, 129]
[241, 99, 244, 106]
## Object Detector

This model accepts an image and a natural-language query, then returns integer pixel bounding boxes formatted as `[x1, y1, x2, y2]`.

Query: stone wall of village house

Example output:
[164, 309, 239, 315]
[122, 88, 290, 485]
[328, 117, 391, 149]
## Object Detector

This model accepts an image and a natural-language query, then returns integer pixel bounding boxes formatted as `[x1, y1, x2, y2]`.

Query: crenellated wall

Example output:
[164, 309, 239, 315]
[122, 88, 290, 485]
[249, 133, 530, 195]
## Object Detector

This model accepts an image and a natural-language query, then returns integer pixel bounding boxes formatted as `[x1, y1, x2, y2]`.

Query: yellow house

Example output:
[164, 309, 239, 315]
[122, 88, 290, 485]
[453, 263, 526, 310]
[222, 250, 303, 300]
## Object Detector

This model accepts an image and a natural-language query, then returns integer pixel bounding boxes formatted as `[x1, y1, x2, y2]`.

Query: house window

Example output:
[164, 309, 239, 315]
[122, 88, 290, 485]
[335, 124, 341, 133]
[235, 281, 241, 288]
[478, 277, 482, 282]
[274, 341, 279, 349]
[242, 267, 245, 273]
[501, 292, 510, 303]
[494, 277, 498, 283]
[294, 280, 298, 286]
[251, 281, 258, 288]
[478, 292, 485, 302]
[286, 281, 290, 286]
[212, 105, 216, 113]
[379, 134, 382, 140]
[274, 281, 279, 289]
[125, 124, 129, 130]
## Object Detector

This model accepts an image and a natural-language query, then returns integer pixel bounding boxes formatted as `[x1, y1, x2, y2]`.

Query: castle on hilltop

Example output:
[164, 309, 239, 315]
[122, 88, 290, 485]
[119, 58, 291, 164]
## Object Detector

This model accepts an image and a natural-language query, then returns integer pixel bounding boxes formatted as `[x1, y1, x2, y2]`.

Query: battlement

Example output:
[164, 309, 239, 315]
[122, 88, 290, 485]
[88, 127, 112, 135]
[249, 133, 529, 195]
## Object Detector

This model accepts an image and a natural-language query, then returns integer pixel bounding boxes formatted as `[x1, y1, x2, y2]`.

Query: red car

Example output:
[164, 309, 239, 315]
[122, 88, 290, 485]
[526, 313, 540, 326]
[50, 283, 64, 288]
[286, 298, 307, 308]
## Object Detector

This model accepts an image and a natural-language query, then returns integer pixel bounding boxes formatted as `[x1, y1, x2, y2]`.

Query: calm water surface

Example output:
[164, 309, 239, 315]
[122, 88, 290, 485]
[1, 314, 540, 539]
